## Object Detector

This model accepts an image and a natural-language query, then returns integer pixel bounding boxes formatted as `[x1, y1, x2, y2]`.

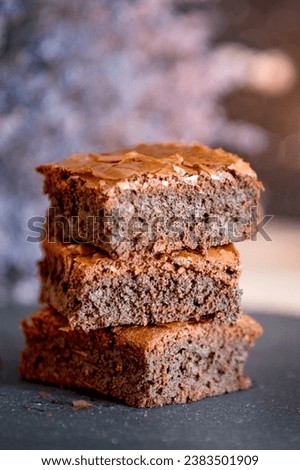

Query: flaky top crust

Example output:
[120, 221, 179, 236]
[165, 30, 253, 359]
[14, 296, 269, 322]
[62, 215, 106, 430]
[22, 307, 263, 352]
[42, 240, 240, 267]
[37, 142, 259, 187]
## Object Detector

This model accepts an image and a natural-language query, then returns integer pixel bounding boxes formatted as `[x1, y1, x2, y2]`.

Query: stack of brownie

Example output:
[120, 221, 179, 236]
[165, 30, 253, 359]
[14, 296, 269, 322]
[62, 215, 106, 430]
[20, 143, 263, 407]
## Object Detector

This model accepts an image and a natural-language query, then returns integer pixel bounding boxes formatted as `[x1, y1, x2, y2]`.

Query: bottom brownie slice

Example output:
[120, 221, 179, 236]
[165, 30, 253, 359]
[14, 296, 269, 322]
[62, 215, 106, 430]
[19, 308, 262, 408]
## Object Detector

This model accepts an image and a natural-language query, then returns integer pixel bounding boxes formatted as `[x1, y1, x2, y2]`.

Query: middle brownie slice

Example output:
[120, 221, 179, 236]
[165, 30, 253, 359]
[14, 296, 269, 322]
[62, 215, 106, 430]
[39, 240, 242, 331]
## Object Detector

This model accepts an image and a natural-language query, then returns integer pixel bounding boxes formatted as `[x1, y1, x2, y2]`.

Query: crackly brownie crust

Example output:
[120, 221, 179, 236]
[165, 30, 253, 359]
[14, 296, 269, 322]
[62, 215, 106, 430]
[20, 308, 262, 408]
[37, 142, 263, 257]
[39, 240, 242, 330]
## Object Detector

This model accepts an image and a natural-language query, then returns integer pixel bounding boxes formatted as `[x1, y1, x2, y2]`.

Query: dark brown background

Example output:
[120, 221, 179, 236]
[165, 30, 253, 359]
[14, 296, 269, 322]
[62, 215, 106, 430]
[219, 0, 300, 218]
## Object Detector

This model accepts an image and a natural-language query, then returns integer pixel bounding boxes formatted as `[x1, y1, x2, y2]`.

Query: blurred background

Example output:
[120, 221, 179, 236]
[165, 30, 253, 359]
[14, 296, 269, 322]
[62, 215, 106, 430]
[0, 0, 299, 314]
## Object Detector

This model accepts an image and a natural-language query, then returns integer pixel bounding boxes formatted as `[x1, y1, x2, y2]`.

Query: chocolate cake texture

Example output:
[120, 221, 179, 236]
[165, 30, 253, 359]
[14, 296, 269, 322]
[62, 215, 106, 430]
[20, 308, 263, 408]
[39, 240, 242, 330]
[37, 142, 263, 257]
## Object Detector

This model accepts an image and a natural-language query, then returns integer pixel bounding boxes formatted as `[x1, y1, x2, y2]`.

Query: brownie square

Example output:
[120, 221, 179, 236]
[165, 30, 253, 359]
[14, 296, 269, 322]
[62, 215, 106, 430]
[37, 142, 263, 257]
[20, 308, 262, 408]
[39, 240, 242, 330]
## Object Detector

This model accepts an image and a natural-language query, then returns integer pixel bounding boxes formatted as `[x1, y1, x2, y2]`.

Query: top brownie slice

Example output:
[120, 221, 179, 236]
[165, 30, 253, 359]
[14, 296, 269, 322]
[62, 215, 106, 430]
[37, 142, 263, 257]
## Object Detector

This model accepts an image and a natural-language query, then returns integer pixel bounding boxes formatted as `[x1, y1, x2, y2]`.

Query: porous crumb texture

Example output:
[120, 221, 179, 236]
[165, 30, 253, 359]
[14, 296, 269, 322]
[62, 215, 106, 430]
[39, 241, 242, 330]
[38, 143, 263, 257]
[20, 308, 263, 408]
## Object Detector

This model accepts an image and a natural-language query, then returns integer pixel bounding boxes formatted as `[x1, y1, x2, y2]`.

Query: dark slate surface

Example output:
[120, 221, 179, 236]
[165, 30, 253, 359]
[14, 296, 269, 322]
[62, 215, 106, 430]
[0, 305, 299, 450]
